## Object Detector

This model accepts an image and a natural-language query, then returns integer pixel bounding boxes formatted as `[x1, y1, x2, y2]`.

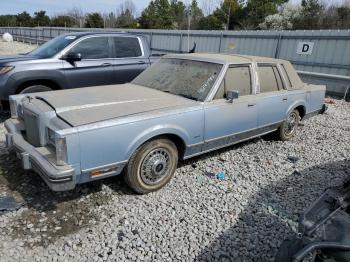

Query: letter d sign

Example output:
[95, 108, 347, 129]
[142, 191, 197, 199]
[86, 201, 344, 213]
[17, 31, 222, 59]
[297, 42, 314, 55]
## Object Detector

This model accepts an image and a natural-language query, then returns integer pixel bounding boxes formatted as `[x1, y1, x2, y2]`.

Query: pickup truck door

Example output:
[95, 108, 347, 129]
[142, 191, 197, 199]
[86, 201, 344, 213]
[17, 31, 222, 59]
[255, 64, 289, 128]
[110, 36, 150, 84]
[204, 65, 258, 151]
[62, 36, 115, 88]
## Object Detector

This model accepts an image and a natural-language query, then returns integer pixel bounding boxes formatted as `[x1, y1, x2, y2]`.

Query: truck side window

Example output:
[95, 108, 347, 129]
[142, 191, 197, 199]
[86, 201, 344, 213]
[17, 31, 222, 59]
[70, 37, 109, 59]
[214, 66, 252, 100]
[113, 37, 142, 58]
[258, 65, 279, 93]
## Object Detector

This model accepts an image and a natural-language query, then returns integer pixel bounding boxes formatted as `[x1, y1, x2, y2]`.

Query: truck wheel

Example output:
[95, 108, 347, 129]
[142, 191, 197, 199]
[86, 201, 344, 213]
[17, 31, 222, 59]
[19, 85, 52, 94]
[124, 138, 178, 194]
[278, 110, 300, 141]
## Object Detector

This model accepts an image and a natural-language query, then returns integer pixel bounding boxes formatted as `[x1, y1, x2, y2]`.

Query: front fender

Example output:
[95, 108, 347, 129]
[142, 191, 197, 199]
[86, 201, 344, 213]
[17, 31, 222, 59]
[125, 124, 191, 159]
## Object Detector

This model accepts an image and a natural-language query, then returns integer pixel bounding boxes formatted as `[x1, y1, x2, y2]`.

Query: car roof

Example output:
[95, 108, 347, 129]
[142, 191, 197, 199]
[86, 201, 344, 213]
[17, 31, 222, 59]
[165, 53, 287, 64]
[61, 31, 139, 38]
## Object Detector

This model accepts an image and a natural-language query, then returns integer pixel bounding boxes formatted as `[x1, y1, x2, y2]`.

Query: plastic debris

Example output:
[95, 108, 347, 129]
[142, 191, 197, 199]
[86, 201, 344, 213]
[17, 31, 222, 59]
[0, 196, 23, 215]
[204, 171, 216, 178]
[216, 171, 225, 180]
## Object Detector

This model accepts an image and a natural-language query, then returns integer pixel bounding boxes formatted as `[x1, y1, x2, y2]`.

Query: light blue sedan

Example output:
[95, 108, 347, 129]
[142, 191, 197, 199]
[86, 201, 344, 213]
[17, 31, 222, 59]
[5, 53, 326, 193]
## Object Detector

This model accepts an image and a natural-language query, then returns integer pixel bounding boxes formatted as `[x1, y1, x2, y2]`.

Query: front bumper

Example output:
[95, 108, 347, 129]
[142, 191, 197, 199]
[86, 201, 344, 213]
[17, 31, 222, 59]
[5, 118, 76, 191]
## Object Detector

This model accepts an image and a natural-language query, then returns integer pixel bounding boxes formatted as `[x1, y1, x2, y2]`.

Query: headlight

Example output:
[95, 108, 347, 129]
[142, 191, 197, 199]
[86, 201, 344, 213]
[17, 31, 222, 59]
[47, 128, 68, 166]
[56, 137, 68, 166]
[0, 66, 14, 74]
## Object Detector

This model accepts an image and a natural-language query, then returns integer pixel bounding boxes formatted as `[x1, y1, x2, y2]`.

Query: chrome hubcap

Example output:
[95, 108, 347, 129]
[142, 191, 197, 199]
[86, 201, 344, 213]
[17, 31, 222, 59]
[140, 148, 170, 185]
[285, 113, 298, 136]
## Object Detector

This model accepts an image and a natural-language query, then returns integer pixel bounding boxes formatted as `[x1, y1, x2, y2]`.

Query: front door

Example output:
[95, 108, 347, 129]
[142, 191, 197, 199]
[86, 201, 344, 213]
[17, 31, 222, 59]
[204, 65, 258, 151]
[63, 36, 114, 88]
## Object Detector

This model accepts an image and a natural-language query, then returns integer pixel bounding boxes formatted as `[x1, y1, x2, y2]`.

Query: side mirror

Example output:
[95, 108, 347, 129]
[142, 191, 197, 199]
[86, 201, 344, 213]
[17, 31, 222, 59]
[62, 52, 82, 62]
[226, 90, 240, 102]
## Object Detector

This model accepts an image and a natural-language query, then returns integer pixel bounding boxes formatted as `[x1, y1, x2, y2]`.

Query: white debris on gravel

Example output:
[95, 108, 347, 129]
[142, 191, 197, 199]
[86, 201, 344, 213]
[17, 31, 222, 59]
[2, 33, 13, 43]
[0, 100, 348, 262]
[0, 40, 36, 55]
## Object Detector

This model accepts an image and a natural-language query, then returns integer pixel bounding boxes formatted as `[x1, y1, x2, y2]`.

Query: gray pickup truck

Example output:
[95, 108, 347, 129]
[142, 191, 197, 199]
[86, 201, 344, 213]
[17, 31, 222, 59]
[0, 32, 157, 107]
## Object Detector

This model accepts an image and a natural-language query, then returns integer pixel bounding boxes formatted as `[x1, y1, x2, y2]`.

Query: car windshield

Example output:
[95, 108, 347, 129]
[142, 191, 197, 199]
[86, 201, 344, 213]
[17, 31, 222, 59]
[132, 58, 223, 102]
[29, 35, 77, 58]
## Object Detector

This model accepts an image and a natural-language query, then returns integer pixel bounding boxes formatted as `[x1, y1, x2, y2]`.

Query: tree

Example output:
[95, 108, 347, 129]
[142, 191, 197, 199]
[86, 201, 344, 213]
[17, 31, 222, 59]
[246, 0, 288, 29]
[0, 15, 17, 27]
[171, 0, 187, 29]
[186, 0, 204, 29]
[259, 4, 301, 30]
[33, 10, 50, 26]
[85, 12, 104, 28]
[51, 15, 75, 27]
[116, 0, 137, 28]
[16, 11, 32, 27]
[199, 15, 224, 29]
[139, 0, 175, 29]
[293, 0, 324, 29]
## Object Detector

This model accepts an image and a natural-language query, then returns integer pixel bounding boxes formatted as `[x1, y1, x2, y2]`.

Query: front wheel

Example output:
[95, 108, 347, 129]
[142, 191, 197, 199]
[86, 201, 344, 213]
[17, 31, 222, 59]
[278, 110, 300, 141]
[124, 138, 178, 194]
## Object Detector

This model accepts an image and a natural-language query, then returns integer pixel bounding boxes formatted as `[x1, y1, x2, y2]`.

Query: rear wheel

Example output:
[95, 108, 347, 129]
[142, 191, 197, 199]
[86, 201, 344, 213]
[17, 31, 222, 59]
[278, 110, 300, 141]
[19, 85, 53, 94]
[124, 138, 178, 194]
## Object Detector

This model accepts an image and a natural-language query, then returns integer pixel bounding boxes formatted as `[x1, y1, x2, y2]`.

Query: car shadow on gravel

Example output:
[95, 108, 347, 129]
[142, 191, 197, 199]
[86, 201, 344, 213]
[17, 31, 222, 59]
[194, 159, 350, 262]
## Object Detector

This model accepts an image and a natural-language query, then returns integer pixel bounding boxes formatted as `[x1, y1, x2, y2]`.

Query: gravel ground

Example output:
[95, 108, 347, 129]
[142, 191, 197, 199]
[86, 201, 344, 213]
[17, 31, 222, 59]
[0, 42, 349, 262]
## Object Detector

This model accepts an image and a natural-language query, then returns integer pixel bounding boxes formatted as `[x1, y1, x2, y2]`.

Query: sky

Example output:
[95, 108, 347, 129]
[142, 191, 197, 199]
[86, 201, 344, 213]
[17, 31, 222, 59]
[0, 0, 344, 16]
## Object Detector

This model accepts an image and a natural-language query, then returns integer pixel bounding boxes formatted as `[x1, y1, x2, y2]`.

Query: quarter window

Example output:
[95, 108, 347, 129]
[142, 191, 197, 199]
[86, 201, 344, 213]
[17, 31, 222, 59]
[258, 65, 280, 93]
[113, 37, 142, 58]
[214, 66, 252, 99]
[70, 37, 110, 59]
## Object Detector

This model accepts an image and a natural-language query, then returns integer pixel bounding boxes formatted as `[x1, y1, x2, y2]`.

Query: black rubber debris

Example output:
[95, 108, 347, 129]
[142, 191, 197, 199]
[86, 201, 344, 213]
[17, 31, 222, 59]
[0, 196, 24, 215]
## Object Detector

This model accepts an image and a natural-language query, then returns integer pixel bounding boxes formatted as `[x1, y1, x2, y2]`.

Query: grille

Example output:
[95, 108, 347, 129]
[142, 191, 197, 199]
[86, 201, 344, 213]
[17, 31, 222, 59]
[23, 108, 41, 147]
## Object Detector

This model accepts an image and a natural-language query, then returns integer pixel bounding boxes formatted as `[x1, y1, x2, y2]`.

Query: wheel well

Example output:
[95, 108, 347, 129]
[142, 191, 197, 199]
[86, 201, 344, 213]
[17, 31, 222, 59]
[16, 79, 61, 94]
[151, 134, 186, 160]
[295, 105, 306, 119]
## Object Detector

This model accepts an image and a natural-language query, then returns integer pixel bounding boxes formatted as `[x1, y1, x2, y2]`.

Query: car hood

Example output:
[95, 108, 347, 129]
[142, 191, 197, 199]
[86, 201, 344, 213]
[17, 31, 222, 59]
[0, 54, 38, 64]
[34, 83, 198, 126]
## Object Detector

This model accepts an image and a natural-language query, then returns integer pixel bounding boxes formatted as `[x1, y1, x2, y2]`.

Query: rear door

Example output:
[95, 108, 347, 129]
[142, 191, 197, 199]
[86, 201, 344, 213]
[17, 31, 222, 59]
[255, 64, 289, 128]
[63, 36, 114, 88]
[110, 36, 149, 84]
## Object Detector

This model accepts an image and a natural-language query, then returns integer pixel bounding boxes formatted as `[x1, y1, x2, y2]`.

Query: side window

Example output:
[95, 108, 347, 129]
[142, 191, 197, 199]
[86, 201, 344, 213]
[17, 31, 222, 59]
[214, 66, 252, 99]
[70, 37, 109, 59]
[113, 37, 142, 58]
[273, 67, 284, 90]
[258, 65, 279, 93]
[280, 64, 292, 88]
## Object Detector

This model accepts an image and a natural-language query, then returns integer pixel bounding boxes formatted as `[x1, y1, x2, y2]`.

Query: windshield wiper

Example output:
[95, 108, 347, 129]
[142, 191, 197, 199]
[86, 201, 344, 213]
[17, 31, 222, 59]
[177, 93, 197, 101]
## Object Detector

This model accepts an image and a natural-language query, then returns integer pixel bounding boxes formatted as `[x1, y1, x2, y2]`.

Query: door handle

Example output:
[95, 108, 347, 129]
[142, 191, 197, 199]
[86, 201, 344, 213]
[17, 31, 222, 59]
[138, 61, 146, 64]
[101, 63, 112, 67]
[248, 103, 256, 107]
[283, 98, 288, 101]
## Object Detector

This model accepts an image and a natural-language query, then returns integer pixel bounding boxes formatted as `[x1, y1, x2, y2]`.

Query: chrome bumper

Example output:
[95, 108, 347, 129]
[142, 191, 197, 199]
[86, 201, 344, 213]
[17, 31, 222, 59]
[5, 118, 76, 191]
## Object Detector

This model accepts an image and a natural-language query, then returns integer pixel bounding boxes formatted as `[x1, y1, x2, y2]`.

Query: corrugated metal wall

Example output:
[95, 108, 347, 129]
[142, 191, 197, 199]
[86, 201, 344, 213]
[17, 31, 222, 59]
[1, 27, 349, 98]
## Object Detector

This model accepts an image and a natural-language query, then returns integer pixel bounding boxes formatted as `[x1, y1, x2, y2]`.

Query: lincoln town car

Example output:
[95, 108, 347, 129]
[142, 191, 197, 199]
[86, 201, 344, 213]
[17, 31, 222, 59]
[5, 53, 326, 193]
